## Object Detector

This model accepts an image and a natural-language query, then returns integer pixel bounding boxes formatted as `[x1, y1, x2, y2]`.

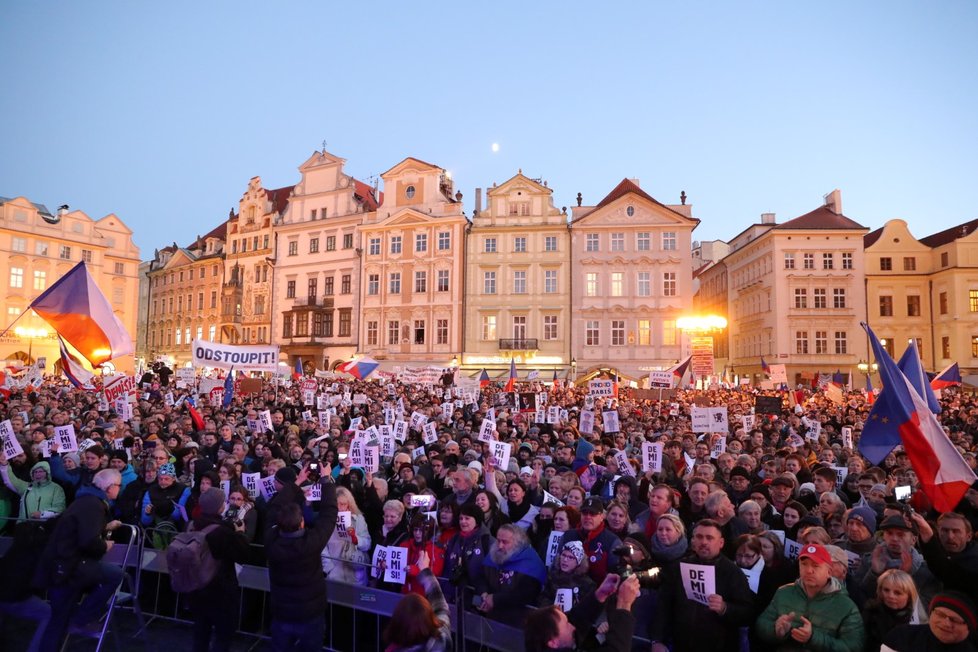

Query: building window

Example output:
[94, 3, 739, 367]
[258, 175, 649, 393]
[210, 290, 217, 308]
[814, 288, 827, 308]
[369, 238, 381, 255]
[610, 233, 625, 252]
[545, 236, 558, 252]
[513, 270, 526, 294]
[611, 320, 625, 346]
[638, 319, 651, 346]
[484, 238, 496, 253]
[880, 257, 892, 271]
[436, 319, 448, 344]
[32, 270, 46, 290]
[662, 232, 677, 251]
[637, 232, 650, 251]
[483, 271, 496, 294]
[59, 245, 72, 260]
[482, 315, 497, 341]
[803, 253, 815, 269]
[209, 325, 216, 341]
[198, 292, 205, 310]
[9, 267, 23, 288]
[390, 236, 402, 254]
[944, 336, 952, 358]
[326, 236, 336, 251]
[11, 237, 25, 252]
[941, 252, 949, 267]
[438, 232, 451, 250]
[904, 257, 916, 271]
[544, 270, 558, 294]
[839, 252, 852, 270]
[834, 331, 848, 354]
[339, 309, 351, 337]
[611, 272, 624, 297]
[585, 320, 600, 346]
[416, 233, 428, 252]
[637, 272, 651, 297]
[405, 185, 416, 200]
[907, 295, 921, 317]
[309, 237, 319, 253]
[389, 273, 401, 294]
[415, 271, 427, 293]
[822, 253, 834, 269]
[288, 241, 298, 256]
[343, 234, 353, 249]
[437, 270, 449, 292]
[35, 241, 48, 256]
[307, 278, 318, 298]
[367, 321, 378, 346]
[784, 253, 795, 269]
[286, 280, 296, 298]
[879, 296, 894, 316]
[939, 292, 948, 314]
[414, 320, 425, 345]
[544, 315, 558, 340]
[367, 274, 379, 295]
[585, 234, 599, 252]
[514, 236, 526, 253]
[585, 273, 598, 297]
[388, 320, 399, 345]
[175, 328, 182, 345]
[794, 288, 808, 309]
[815, 330, 828, 354]
[833, 288, 847, 309]
[512, 315, 526, 340]
[662, 319, 677, 346]
[795, 331, 809, 354]
[324, 277, 334, 295]
[970, 290, 978, 312]
[663, 272, 677, 296]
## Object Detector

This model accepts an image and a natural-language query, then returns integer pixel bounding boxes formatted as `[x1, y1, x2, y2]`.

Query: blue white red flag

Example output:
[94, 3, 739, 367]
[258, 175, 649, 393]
[479, 368, 491, 388]
[862, 322, 975, 511]
[29, 262, 133, 366]
[340, 357, 379, 380]
[670, 356, 692, 379]
[293, 358, 304, 380]
[760, 357, 770, 373]
[931, 362, 962, 390]
[504, 359, 517, 393]
[552, 368, 560, 389]
[897, 340, 941, 414]
[58, 336, 95, 390]
[184, 395, 205, 432]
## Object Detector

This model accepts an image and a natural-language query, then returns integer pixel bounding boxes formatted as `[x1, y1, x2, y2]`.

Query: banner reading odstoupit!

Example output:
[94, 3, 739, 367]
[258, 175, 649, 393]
[191, 340, 280, 373]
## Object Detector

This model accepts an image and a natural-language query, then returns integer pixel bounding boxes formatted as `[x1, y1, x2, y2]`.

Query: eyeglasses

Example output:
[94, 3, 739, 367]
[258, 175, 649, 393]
[931, 608, 968, 627]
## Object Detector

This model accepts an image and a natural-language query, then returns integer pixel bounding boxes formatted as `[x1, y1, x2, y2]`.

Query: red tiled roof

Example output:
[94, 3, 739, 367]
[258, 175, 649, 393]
[775, 205, 866, 230]
[201, 221, 227, 242]
[919, 218, 978, 248]
[265, 185, 294, 215]
[863, 227, 884, 248]
[585, 178, 701, 224]
[353, 179, 380, 211]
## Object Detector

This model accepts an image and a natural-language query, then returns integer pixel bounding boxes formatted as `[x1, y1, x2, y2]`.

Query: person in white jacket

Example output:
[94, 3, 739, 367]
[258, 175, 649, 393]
[321, 486, 372, 585]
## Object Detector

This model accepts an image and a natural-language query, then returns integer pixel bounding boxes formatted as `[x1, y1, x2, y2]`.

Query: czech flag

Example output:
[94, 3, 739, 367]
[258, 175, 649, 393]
[862, 322, 975, 511]
[184, 395, 205, 432]
[670, 356, 691, 382]
[340, 357, 379, 380]
[29, 261, 133, 366]
[931, 363, 962, 390]
[897, 340, 941, 415]
[760, 357, 770, 374]
[504, 358, 517, 393]
[293, 358, 304, 380]
[552, 368, 560, 389]
[479, 368, 491, 388]
[58, 336, 95, 390]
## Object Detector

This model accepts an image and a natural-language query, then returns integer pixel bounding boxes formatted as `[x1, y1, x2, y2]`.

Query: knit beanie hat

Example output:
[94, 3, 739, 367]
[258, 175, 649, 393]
[274, 466, 297, 485]
[846, 505, 877, 535]
[562, 540, 585, 565]
[930, 591, 978, 634]
[198, 488, 225, 516]
[158, 462, 176, 477]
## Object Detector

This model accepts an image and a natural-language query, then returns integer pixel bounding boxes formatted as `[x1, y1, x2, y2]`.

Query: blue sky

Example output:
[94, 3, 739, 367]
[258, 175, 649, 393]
[2, 1, 976, 256]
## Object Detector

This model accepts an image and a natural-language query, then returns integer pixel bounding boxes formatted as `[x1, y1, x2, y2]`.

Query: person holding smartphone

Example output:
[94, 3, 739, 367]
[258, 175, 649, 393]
[861, 515, 942, 609]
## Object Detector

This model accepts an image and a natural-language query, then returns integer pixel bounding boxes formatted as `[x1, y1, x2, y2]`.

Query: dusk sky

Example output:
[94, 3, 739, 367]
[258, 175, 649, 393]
[2, 2, 976, 256]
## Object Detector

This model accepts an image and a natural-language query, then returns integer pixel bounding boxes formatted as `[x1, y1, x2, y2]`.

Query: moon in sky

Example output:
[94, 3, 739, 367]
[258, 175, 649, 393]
[491, 143, 500, 153]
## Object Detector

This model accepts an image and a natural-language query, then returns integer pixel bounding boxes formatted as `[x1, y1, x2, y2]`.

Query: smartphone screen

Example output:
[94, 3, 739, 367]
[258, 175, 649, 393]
[895, 485, 912, 502]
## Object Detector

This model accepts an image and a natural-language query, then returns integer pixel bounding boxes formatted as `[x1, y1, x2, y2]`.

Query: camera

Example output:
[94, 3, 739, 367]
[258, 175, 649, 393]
[613, 544, 661, 588]
[308, 462, 320, 481]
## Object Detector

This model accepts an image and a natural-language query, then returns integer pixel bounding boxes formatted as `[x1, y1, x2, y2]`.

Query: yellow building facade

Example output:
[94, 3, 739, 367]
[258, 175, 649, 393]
[0, 196, 140, 373]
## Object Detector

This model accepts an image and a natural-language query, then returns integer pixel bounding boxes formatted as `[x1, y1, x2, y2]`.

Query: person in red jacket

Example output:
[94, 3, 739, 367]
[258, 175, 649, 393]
[401, 513, 446, 596]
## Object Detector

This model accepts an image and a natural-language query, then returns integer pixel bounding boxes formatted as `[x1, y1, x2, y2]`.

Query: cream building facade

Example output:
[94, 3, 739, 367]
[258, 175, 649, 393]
[569, 180, 699, 381]
[463, 172, 571, 376]
[357, 157, 467, 367]
[273, 149, 380, 371]
[0, 196, 140, 373]
[220, 177, 291, 347]
[723, 190, 869, 384]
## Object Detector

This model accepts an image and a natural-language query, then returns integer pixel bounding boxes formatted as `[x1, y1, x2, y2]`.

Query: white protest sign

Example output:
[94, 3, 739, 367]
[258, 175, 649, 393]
[164, 392, 175, 407]
[708, 407, 729, 433]
[258, 410, 272, 432]
[679, 562, 716, 606]
[55, 424, 78, 453]
[741, 414, 756, 431]
[384, 546, 407, 583]
[603, 410, 620, 433]
[191, 339, 279, 373]
[710, 436, 727, 459]
[301, 410, 313, 421]
[588, 380, 614, 397]
[317, 394, 330, 411]
[554, 588, 574, 613]
[785, 539, 802, 560]
[423, 421, 439, 445]
[769, 530, 786, 545]
[0, 420, 24, 458]
[259, 476, 278, 500]
[115, 398, 133, 421]
[318, 413, 331, 429]
[478, 419, 496, 443]
[410, 411, 428, 431]
[648, 371, 673, 388]
[691, 407, 712, 433]
[380, 433, 396, 458]
[614, 450, 635, 477]
[303, 390, 315, 406]
[641, 442, 663, 473]
[242, 472, 260, 499]
[412, 445, 426, 460]
[103, 374, 137, 403]
[38, 439, 51, 458]
[548, 406, 561, 424]
[364, 446, 380, 474]
[393, 420, 408, 443]
[768, 364, 788, 385]
[353, 393, 368, 405]
[546, 531, 564, 566]
[336, 511, 352, 538]
[579, 410, 594, 435]
[832, 466, 849, 489]
[303, 483, 322, 503]
[845, 550, 861, 572]
[542, 490, 564, 507]
[489, 440, 512, 472]
[371, 545, 388, 578]
[841, 426, 853, 450]
[534, 409, 546, 424]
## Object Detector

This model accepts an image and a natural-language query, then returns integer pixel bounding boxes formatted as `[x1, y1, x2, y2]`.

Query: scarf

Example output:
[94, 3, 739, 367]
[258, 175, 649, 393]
[650, 534, 688, 564]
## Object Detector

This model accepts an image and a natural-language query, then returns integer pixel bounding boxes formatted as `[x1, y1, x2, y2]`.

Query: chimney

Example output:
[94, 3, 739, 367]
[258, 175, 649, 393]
[760, 212, 776, 224]
[474, 188, 482, 214]
[823, 189, 843, 215]
[628, 178, 640, 188]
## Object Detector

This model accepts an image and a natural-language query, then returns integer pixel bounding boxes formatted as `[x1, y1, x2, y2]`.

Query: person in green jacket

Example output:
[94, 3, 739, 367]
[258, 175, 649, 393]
[0, 456, 67, 521]
[756, 542, 865, 652]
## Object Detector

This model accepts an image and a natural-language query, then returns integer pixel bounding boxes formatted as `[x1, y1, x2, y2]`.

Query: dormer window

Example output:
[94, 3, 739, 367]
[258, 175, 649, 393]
[405, 185, 416, 200]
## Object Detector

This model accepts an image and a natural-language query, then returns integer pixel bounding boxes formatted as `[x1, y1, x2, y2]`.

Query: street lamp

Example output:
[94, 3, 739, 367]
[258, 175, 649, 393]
[857, 359, 878, 387]
[570, 357, 577, 382]
[451, 355, 459, 368]
[14, 326, 48, 364]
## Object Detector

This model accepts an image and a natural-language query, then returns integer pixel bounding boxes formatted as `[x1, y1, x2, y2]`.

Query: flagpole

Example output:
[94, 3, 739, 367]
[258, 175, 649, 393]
[0, 310, 30, 339]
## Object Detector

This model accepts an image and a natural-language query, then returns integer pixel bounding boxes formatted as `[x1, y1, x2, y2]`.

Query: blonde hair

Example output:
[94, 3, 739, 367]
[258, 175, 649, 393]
[877, 569, 918, 607]
[335, 487, 362, 516]
[655, 513, 686, 539]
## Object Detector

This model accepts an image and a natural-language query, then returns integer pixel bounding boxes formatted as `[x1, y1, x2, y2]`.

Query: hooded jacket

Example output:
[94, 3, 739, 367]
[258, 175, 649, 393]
[33, 484, 111, 589]
[480, 542, 547, 624]
[756, 576, 865, 652]
[1, 460, 66, 520]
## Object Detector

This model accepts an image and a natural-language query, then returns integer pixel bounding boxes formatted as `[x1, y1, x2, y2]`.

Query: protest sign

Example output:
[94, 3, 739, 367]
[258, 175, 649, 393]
[754, 395, 782, 415]
[55, 424, 78, 453]
[691, 407, 712, 432]
[841, 426, 853, 450]
[478, 418, 496, 443]
[259, 476, 278, 500]
[614, 450, 635, 477]
[303, 483, 321, 502]
[489, 441, 512, 472]
[785, 539, 802, 560]
[371, 546, 388, 578]
[579, 410, 594, 435]
[641, 442, 663, 473]
[832, 466, 849, 489]
[103, 374, 137, 403]
[588, 380, 614, 396]
[337, 511, 352, 538]
[648, 371, 673, 388]
[191, 339, 279, 372]
[393, 420, 408, 443]
[768, 364, 788, 385]
[542, 490, 564, 507]
[546, 531, 564, 567]
[679, 562, 715, 606]
[741, 414, 756, 431]
[711, 436, 727, 459]
[0, 420, 24, 458]
[423, 421, 439, 445]
[384, 546, 407, 583]
[554, 588, 574, 613]
[242, 472, 260, 499]
[741, 558, 764, 593]
[603, 410, 620, 433]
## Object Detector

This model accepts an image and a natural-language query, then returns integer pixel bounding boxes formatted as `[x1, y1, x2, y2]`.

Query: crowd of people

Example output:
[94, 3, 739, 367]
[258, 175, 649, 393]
[2, 365, 978, 652]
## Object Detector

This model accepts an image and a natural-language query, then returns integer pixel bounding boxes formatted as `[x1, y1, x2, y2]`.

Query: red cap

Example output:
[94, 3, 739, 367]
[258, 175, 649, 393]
[798, 543, 832, 565]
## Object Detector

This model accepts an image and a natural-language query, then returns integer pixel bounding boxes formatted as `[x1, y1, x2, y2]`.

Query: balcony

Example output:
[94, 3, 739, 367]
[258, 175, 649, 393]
[499, 338, 538, 351]
[292, 296, 334, 308]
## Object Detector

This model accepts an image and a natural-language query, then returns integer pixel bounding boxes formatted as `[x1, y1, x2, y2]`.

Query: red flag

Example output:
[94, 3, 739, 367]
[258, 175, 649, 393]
[504, 358, 517, 393]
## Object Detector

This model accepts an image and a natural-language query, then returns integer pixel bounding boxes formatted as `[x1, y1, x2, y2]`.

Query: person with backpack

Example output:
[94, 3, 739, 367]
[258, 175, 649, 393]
[168, 487, 250, 652]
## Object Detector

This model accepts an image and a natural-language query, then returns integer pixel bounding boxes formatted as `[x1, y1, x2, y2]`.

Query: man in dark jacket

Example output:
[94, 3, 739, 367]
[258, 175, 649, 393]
[188, 487, 251, 652]
[559, 497, 621, 583]
[265, 468, 337, 652]
[649, 519, 755, 652]
[476, 523, 547, 625]
[914, 510, 978, 604]
[35, 468, 124, 652]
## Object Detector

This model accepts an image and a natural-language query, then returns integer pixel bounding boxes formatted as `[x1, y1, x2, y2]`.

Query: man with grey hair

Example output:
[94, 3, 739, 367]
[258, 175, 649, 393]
[36, 468, 125, 650]
[477, 523, 547, 624]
